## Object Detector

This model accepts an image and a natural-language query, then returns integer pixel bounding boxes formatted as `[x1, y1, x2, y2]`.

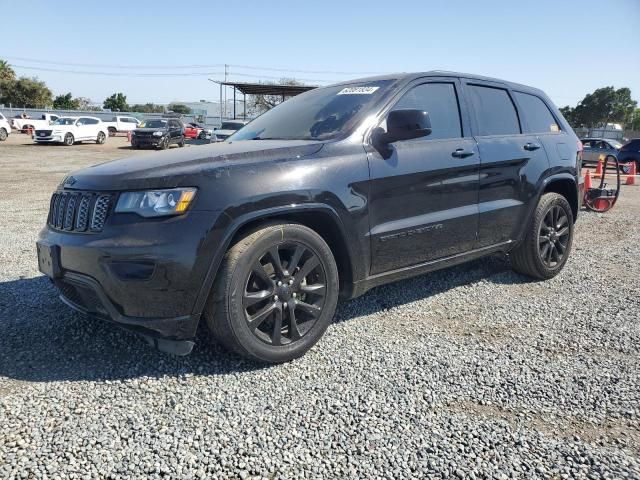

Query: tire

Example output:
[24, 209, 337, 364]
[131, 139, 140, 149]
[198, 131, 207, 140]
[63, 133, 74, 146]
[160, 136, 169, 150]
[0, 128, 7, 141]
[108, 127, 117, 137]
[204, 223, 339, 363]
[510, 192, 574, 280]
[96, 131, 106, 144]
[178, 136, 185, 147]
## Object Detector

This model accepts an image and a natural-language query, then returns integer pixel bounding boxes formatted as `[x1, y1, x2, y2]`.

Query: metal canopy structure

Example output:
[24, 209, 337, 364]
[209, 80, 317, 121]
[221, 81, 316, 97]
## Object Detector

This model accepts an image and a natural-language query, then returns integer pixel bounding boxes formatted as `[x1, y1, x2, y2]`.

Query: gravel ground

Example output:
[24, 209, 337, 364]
[0, 133, 639, 479]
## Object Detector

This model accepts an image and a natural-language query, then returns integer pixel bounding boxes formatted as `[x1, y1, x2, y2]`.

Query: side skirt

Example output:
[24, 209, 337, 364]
[349, 240, 513, 298]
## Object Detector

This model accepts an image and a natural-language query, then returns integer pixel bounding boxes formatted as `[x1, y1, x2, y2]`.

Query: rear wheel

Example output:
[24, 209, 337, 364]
[108, 127, 117, 137]
[204, 223, 339, 363]
[0, 128, 7, 141]
[178, 136, 185, 147]
[63, 133, 74, 146]
[96, 131, 106, 144]
[198, 131, 207, 140]
[510, 192, 574, 279]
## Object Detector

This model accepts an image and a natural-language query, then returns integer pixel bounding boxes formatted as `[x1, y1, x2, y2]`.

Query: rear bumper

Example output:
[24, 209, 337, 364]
[55, 272, 197, 355]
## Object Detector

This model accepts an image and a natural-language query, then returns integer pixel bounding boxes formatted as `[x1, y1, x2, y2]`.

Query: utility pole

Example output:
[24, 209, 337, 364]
[224, 64, 229, 119]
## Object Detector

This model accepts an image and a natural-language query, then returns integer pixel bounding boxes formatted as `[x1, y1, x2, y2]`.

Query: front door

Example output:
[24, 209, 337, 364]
[367, 79, 479, 275]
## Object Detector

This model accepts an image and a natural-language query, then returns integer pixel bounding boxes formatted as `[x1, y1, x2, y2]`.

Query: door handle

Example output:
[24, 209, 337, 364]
[524, 142, 541, 151]
[452, 148, 474, 158]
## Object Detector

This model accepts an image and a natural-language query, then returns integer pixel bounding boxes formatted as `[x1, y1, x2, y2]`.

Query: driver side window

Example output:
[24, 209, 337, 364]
[391, 82, 463, 140]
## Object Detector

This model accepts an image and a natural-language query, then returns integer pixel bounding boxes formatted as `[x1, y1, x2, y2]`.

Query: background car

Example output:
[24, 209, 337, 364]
[617, 138, 640, 173]
[580, 138, 622, 167]
[184, 122, 211, 140]
[34, 116, 108, 146]
[131, 118, 185, 149]
[103, 116, 140, 136]
[0, 112, 10, 141]
[211, 120, 249, 142]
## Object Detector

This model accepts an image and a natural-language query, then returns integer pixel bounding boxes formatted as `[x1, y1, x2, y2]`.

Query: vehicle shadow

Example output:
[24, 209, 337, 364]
[0, 255, 528, 383]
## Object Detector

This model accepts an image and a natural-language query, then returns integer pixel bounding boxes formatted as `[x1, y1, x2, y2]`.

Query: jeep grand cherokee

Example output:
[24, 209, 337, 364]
[38, 72, 582, 363]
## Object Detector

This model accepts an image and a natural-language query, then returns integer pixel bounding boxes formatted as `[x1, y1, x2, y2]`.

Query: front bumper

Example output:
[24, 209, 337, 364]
[38, 210, 222, 353]
[35, 135, 64, 143]
[132, 135, 165, 147]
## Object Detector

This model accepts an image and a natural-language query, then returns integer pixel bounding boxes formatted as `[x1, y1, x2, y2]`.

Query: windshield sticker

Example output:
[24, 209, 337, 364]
[337, 86, 380, 95]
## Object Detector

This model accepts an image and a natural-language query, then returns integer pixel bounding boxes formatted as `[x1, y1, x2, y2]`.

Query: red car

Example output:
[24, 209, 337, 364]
[184, 123, 209, 140]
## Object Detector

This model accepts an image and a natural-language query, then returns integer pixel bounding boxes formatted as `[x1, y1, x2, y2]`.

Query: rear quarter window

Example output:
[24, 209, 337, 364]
[467, 85, 520, 136]
[514, 92, 560, 134]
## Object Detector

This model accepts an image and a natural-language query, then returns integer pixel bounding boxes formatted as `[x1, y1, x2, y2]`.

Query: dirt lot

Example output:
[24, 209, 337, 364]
[0, 132, 639, 478]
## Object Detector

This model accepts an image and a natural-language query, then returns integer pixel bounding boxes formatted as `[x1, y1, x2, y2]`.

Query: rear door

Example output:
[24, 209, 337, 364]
[462, 81, 549, 248]
[367, 78, 479, 274]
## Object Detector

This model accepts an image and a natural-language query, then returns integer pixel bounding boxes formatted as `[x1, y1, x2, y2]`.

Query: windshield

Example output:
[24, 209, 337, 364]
[221, 122, 244, 131]
[142, 119, 168, 128]
[231, 80, 395, 141]
[52, 118, 77, 126]
[609, 140, 623, 149]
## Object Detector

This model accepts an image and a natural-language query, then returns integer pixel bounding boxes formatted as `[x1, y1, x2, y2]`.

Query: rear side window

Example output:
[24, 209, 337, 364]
[514, 92, 559, 133]
[468, 85, 520, 136]
[392, 83, 462, 140]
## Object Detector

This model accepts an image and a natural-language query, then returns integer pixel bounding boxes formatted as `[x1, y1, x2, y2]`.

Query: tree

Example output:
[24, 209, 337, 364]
[53, 92, 80, 110]
[130, 103, 165, 113]
[74, 97, 101, 111]
[0, 60, 16, 105]
[629, 108, 640, 131]
[562, 86, 637, 129]
[103, 92, 128, 112]
[168, 103, 191, 114]
[1, 76, 52, 108]
[248, 78, 303, 115]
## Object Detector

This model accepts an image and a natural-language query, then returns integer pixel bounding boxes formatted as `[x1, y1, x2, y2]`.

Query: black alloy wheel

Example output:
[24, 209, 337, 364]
[537, 205, 570, 268]
[243, 242, 327, 346]
[205, 223, 339, 363]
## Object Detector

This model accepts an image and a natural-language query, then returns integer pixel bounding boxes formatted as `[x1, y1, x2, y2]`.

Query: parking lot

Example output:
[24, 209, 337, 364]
[0, 132, 639, 478]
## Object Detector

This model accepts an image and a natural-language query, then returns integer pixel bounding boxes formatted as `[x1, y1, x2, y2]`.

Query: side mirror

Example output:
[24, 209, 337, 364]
[378, 109, 432, 144]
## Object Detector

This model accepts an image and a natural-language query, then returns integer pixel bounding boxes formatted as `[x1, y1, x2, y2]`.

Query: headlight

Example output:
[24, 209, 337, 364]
[115, 188, 197, 217]
[131, 131, 137, 136]
[152, 131, 163, 137]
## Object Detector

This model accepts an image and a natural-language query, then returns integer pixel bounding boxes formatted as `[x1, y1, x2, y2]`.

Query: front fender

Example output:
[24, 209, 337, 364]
[191, 202, 360, 315]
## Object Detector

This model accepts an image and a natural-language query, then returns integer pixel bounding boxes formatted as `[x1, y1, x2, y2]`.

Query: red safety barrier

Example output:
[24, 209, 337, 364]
[626, 161, 637, 186]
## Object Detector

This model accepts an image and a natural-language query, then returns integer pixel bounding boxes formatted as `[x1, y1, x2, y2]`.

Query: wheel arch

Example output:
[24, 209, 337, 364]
[541, 174, 579, 222]
[192, 204, 358, 316]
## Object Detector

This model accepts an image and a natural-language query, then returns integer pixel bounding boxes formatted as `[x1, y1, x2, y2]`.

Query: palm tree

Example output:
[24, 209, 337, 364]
[0, 59, 16, 83]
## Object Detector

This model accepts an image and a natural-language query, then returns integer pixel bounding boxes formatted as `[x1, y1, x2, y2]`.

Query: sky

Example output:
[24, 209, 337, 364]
[2, 0, 639, 108]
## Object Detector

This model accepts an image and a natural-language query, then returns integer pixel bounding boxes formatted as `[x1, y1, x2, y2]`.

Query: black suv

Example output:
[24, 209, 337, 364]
[131, 117, 185, 149]
[618, 138, 640, 173]
[37, 72, 582, 363]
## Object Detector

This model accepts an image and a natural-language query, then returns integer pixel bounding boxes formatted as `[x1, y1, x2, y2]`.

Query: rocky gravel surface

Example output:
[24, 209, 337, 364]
[0, 135, 639, 478]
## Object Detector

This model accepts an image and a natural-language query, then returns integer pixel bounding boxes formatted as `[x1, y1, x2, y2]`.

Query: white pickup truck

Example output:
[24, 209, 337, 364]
[11, 113, 60, 132]
[103, 116, 140, 136]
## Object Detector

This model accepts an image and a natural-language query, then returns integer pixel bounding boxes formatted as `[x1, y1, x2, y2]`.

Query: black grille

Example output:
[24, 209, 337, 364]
[56, 280, 104, 313]
[36, 130, 52, 137]
[47, 191, 112, 233]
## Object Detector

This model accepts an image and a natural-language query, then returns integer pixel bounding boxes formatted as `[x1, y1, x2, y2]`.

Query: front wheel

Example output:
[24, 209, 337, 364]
[63, 133, 74, 146]
[96, 131, 106, 144]
[0, 128, 7, 141]
[205, 223, 339, 363]
[510, 192, 574, 280]
[159, 136, 169, 150]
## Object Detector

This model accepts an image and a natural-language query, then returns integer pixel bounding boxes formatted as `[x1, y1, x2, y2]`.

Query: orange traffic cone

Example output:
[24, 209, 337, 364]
[626, 161, 637, 186]
[127, 131, 132, 142]
[595, 155, 603, 177]
[584, 169, 592, 190]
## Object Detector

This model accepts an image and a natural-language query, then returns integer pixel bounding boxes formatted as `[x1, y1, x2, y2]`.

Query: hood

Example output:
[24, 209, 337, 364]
[213, 129, 236, 137]
[61, 140, 324, 191]
[134, 127, 170, 133]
